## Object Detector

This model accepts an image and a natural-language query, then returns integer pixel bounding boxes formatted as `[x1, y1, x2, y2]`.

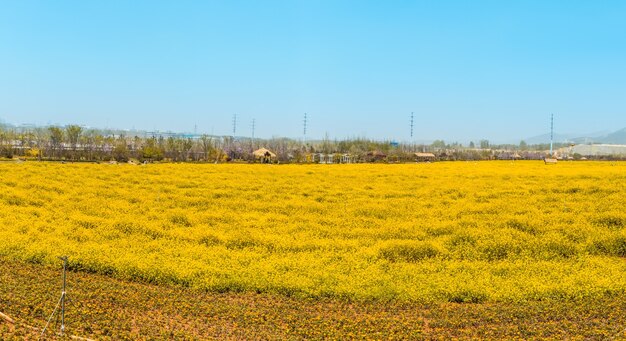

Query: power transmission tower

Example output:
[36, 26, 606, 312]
[410, 112, 414, 139]
[232, 114, 237, 137]
[303, 113, 307, 145]
[550, 113, 554, 156]
[251, 118, 255, 139]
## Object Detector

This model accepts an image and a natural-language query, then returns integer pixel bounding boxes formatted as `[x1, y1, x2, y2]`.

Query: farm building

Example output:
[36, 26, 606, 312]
[415, 152, 436, 162]
[313, 153, 355, 164]
[341, 154, 355, 163]
[365, 151, 387, 162]
[252, 148, 276, 163]
[314, 153, 332, 164]
[544, 158, 558, 164]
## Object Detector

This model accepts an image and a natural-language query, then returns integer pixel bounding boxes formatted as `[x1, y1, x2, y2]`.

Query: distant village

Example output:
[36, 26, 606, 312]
[1, 124, 625, 163]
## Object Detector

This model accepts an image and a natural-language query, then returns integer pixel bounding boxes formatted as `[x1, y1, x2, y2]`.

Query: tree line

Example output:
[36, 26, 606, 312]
[0, 124, 602, 163]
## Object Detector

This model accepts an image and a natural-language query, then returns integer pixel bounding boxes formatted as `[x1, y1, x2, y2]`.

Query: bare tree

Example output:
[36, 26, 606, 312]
[199, 134, 213, 162]
[182, 138, 193, 161]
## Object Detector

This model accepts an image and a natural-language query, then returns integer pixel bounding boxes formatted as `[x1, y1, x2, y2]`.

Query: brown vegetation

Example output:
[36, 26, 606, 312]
[2, 258, 626, 339]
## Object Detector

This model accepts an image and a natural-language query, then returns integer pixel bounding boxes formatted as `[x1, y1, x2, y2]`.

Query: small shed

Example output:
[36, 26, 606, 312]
[341, 154, 354, 163]
[253, 148, 276, 163]
[366, 151, 387, 162]
[315, 153, 333, 164]
[415, 152, 436, 162]
[544, 157, 558, 164]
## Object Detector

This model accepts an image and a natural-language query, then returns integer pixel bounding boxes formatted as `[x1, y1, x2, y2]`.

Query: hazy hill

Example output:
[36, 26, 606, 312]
[525, 128, 626, 145]
[602, 128, 626, 144]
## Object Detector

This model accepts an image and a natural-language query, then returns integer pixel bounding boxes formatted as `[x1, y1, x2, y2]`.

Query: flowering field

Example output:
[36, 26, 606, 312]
[1, 162, 626, 302]
[3, 257, 626, 339]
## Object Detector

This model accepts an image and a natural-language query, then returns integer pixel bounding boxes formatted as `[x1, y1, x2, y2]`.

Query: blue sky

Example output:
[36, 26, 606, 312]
[1, 1, 625, 142]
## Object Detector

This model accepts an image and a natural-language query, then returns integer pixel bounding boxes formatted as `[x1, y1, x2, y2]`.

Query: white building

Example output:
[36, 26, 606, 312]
[568, 144, 626, 156]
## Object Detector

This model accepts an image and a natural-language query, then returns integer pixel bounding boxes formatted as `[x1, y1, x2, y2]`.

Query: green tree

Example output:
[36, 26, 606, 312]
[66, 125, 83, 160]
[141, 136, 163, 161]
[431, 140, 446, 149]
[113, 135, 129, 162]
[519, 140, 528, 151]
[48, 126, 64, 159]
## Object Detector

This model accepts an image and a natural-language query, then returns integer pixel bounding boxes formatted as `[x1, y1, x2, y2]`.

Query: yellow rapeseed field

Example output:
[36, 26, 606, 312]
[1, 161, 625, 302]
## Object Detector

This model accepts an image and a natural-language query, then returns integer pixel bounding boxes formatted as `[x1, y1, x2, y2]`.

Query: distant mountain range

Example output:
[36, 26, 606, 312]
[525, 128, 626, 145]
[602, 128, 626, 144]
